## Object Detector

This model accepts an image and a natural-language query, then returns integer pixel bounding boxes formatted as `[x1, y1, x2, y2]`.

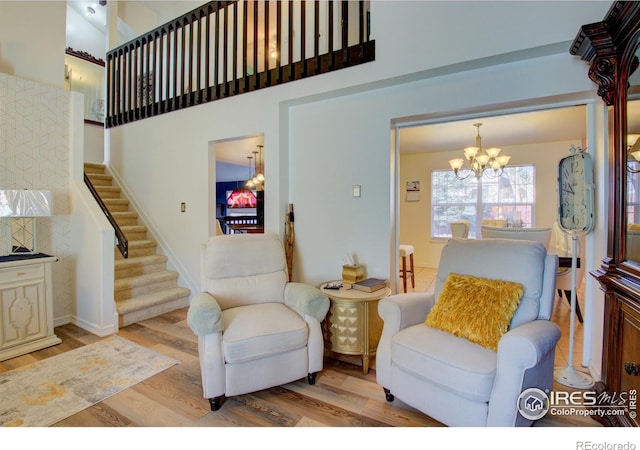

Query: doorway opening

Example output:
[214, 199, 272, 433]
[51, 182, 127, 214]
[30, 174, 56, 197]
[391, 103, 588, 288]
[209, 134, 265, 237]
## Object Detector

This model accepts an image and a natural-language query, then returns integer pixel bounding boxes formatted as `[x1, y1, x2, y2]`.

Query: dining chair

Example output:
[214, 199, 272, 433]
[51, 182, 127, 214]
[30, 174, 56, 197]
[480, 226, 552, 250]
[450, 220, 470, 238]
[481, 219, 507, 227]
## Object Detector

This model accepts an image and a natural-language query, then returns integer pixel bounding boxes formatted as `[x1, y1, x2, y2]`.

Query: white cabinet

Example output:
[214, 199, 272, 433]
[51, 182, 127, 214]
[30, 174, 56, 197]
[0, 256, 61, 361]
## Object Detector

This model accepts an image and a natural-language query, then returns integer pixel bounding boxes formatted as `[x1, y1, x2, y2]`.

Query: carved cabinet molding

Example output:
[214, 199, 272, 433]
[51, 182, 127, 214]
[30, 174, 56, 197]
[572, 1, 640, 427]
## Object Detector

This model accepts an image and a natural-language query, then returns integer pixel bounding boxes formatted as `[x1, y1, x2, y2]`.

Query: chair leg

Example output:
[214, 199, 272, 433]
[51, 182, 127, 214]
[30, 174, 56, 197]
[401, 256, 407, 292]
[307, 372, 317, 385]
[409, 253, 415, 288]
[563, 290, 584, 324]
[383, 387, 394, 402]
[209, 395, 226, 411]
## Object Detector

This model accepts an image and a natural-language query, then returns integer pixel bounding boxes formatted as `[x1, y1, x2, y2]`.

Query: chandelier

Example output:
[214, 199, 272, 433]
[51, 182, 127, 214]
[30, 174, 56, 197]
[448, 123, 510, 179]
[245, 145, 265, 190]
[626, 134, 640, 173]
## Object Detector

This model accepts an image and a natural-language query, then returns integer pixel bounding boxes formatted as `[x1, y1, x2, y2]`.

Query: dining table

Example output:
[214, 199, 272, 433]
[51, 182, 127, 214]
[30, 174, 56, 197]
[227, 223, 264, 234]
[558, 256, 579, 269]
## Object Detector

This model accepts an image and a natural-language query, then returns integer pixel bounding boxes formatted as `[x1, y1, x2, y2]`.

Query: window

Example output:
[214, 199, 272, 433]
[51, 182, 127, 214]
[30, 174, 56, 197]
[431, 165, 536, 239]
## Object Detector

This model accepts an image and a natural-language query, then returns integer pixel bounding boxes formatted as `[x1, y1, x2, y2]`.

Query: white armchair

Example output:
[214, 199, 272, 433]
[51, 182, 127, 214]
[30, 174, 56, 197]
[376, 238, 560, 426]
[187, 233, 330, 411]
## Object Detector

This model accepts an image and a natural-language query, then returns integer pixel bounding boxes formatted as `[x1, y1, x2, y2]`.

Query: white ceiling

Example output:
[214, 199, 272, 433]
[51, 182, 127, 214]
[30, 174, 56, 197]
[398, 105, 587, 155]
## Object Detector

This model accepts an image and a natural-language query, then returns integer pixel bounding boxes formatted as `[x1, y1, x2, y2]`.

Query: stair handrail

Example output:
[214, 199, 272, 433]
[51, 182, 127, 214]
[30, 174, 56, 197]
[84, 172, 129, 258]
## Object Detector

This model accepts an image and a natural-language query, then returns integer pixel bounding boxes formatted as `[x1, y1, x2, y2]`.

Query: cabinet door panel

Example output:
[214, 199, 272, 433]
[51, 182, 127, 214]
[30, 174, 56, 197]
[621, 303, 640, 426]
[0, 281, 47, 350]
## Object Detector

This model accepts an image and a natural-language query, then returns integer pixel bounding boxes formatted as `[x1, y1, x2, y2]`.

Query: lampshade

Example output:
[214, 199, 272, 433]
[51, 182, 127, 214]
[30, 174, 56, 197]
[0, 190, 52, 217]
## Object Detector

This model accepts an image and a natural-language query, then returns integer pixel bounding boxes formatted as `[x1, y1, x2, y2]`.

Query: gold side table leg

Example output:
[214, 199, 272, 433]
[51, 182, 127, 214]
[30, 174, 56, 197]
[362, 302, 370, 374]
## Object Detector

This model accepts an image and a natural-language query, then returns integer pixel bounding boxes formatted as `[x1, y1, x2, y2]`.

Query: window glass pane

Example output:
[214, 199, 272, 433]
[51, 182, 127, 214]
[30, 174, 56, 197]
[431, 165, 535, 239]
[628, 169, 640, 224]
[432, 171, 478, 238]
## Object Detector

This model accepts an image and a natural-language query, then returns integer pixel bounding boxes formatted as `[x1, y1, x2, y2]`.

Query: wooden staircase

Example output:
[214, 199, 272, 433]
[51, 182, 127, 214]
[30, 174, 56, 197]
[84, 163, 191, 327]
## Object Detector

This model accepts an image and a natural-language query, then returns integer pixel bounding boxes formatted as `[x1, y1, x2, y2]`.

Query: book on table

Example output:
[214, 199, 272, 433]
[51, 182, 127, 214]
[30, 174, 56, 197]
[352, 278, 388, 293]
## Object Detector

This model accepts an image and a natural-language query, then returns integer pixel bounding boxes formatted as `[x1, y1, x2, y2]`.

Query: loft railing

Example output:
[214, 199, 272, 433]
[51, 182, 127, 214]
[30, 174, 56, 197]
[105, 0, 374, 128]
[84, 173, 129, 258]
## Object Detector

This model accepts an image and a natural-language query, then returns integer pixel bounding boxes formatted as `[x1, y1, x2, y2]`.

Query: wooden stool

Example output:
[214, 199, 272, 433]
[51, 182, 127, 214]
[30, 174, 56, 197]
[399, 244, 415, 292]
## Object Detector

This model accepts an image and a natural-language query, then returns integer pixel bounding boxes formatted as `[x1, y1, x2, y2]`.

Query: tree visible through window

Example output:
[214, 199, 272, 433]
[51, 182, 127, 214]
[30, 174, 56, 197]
[431, 165, 536, 239]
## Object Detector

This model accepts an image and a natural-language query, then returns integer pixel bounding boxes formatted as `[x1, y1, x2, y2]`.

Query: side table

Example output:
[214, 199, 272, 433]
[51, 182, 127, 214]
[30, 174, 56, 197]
[320, 281, 391, 374]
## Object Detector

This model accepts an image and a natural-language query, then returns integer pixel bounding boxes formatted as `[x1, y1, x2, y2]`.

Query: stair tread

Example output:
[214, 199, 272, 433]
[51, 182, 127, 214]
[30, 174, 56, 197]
[95, 186, 120, 192]
[84, 162, 105, 169]
[121, 225, 147, 231]
[103, 198, 129, 204]
[86, 173, 112, 179]
[127, 239, 157, 247]
[116, 287, 191, 315]
[115, 270, 179, 289]
[115, 254, 168, 268]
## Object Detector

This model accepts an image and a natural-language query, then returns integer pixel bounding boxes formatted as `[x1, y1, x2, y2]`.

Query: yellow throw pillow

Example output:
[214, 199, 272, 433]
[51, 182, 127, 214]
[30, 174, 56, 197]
[425, 273, 524, 351]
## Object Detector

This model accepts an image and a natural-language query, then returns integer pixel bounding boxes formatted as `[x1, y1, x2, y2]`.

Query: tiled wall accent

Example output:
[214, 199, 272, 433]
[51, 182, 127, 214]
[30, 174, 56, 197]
[0, 73, 73, 321]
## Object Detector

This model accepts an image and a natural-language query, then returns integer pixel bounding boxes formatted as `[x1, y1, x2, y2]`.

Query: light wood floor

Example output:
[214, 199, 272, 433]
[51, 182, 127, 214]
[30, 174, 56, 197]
[0, 268, 601, 428]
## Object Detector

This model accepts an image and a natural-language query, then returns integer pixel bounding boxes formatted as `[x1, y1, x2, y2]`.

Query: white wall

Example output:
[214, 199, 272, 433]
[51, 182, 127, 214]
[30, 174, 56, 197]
[0, 1, 66, 89]
[400, 140, 582, 268]
[107, 1, 612, 287]
[0, 73, 74, 323]
[84, 123, 105, 164]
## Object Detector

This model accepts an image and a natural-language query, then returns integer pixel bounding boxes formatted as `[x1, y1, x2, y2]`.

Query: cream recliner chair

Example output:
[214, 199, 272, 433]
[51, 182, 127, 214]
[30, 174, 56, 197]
[376, 238, 560, 426]
[187, 233, 330, 410]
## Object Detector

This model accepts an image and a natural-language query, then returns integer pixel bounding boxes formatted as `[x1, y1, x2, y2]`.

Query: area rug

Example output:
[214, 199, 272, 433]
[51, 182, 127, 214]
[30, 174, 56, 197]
[0, 335, 179, 427]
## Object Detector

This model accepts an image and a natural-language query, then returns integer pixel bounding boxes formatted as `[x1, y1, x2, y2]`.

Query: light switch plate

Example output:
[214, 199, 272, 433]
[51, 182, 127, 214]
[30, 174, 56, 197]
[353, 185, 361, 197]
[180, 202, 186, 212]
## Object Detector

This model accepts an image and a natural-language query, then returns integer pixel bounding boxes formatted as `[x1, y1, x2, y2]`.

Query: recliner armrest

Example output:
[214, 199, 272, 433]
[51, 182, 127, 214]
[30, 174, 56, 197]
[376, 292, 435, 390]
[284, 282, 330, 322]
[378, 292, 435, 333]
[497, 320, 561, 367]
[487, 319, 561, 426]
[187, 292, 223, 336]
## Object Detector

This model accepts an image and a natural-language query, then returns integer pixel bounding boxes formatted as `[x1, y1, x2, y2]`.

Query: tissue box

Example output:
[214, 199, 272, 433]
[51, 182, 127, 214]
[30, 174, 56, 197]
[342, 264, 365, 285]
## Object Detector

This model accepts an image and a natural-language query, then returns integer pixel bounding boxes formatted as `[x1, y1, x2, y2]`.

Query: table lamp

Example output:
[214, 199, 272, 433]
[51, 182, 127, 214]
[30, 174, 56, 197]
[0, 189, 52, 255]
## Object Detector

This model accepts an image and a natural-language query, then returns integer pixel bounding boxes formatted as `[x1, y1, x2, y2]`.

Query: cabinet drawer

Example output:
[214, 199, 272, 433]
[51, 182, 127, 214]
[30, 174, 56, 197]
[0, 264, 44, 284]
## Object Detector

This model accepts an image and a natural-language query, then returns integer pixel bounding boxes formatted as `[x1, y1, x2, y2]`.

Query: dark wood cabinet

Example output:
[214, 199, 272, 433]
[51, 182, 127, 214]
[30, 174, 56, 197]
[572, 1, 640, 427]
